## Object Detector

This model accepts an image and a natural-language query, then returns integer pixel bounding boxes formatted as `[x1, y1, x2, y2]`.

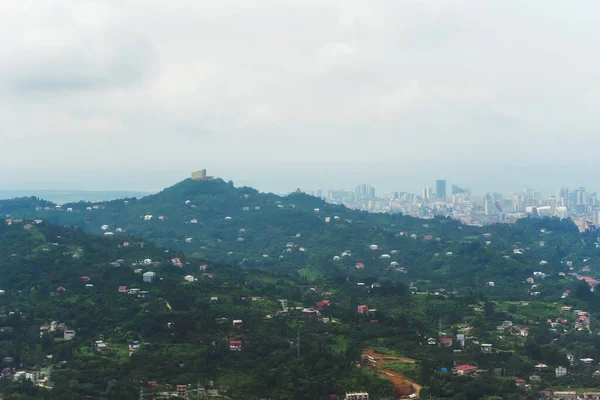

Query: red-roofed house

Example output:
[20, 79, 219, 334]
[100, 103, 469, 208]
[440, 337, 453, 347]
[520, 328, 530, 337]
[80, 276, 90, 282]
[357, 305, 369, 314]
[315, 300, 331, 309]
[56, 286, 65, 293]
[515, 378, 526, 388]
[453, 364, 478, 376]
[118, 286, 128, 293]
[582, 276, 600, 287]
[355, 263, 365, 269]
[424, 235, 433, 240]
[229, 340, 242, 351]
[171, 257, 183, 267]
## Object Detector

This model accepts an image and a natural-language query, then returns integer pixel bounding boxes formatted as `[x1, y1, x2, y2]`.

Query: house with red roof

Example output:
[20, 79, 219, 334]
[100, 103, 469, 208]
[171, 257, 183, 267]
[515, 378, 526, 388]
[118, 286, 128, 293]
[302, 308, 318, 316]
[357, 305, 369, 314]
[229, 340, 242, 351]
[440, 337, 453, 347]
[453, 364, 478, 376]
[315, 300, 331, 309]
[80, 276, 90, 282]
[56, 286, 66, 293]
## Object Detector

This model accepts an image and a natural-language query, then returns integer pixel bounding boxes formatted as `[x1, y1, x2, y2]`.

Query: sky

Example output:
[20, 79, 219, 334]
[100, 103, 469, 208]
[1, 1, 600, 196]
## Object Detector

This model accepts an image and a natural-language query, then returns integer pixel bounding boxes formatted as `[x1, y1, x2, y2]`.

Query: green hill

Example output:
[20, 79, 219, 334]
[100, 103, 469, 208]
[0, 178, 593, 296]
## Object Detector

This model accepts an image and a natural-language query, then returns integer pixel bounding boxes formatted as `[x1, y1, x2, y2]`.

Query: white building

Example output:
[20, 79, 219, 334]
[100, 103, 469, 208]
[143, 272, 156, 283]
[346, 393, 369, 400]
[556, 366, 567, 377]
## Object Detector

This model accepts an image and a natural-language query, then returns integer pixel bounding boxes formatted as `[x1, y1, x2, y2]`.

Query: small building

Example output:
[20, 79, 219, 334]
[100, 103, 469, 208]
[184, 275, 195, 282]
[427, 337, 437, 346]
[118, 286, 128, 293]
[515, 378, 526, 388]
[63, 329, 75, 341]
[357, 305, 369, 314]
[581, 358, 595, 365]
[520, 328, 529, 337]
[453, 364, 478, 376]
[171, 257, 183, 267]
[229, 340, 242, 351]
[142, 272, 156, 283]
[345, 393, 369, 400]
[315, 300, 331, 309]
[302, 308, 318, 316]
[176, 385, 187, 397]
[440, 337, 453, 347]
[25, 370, 40, 383]
[481, 343, 492, 353]
[233, 319, 243, 329]
[556, 366, 568, 377]
[553, 392, 576, 399]
[129, 341, 141, 352]
[95, 341, 108, 351]
[80, 276, 90, 282]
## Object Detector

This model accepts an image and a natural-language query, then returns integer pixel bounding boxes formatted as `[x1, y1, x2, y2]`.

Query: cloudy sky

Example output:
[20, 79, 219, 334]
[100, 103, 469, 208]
[1, 1, 599, 195]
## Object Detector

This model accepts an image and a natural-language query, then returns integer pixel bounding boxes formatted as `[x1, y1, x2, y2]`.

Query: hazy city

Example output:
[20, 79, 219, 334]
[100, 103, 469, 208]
[302, 181, 600, 231]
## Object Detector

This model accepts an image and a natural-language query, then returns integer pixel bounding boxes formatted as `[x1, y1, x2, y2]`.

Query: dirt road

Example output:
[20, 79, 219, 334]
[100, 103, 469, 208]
[362, 349, 421, 398]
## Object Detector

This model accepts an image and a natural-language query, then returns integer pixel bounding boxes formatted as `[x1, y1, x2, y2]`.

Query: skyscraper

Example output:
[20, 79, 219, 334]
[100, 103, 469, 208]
[436, 180, 446, 201]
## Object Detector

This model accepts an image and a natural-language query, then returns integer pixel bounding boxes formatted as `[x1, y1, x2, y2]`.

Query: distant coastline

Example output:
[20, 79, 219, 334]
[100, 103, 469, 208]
[0, 189, 153, 204]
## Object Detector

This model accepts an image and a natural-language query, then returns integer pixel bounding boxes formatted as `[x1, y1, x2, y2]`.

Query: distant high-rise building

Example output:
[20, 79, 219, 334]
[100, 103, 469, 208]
[422, 188, 432, 202]
[484, 200, 495, 216]
[368, 185, 375, 200]
[315, 189, 322, 198]
[436, 180, 446, 201]
[355, 184, 375, 200]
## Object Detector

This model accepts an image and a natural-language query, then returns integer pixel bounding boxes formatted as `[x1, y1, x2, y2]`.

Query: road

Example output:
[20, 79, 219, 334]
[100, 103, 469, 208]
[362, 349, 421, 398]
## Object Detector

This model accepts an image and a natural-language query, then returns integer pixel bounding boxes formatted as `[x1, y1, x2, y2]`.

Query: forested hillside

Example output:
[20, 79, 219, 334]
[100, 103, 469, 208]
[1, 178, 595, 298]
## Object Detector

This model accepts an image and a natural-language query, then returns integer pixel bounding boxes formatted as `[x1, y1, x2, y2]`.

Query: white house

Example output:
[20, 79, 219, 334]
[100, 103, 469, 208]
[184, 275, 195, 282]
[63, 329, 76, 341]
[143, 272, 156, 283]
[556, 366, 567, 377]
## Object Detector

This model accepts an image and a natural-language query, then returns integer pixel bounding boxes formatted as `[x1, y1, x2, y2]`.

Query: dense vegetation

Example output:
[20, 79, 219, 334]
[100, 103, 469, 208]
[2, 179, 595, 298]
[1, 179, 600, 399]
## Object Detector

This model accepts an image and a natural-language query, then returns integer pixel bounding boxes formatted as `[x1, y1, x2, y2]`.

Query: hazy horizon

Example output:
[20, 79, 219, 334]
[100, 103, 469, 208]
[2, 161, 598, 198]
